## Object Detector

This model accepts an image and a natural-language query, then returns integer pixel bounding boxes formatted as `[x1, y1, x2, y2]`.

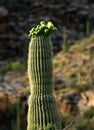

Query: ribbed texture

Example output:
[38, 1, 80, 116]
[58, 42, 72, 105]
[27, 35, 61, 130]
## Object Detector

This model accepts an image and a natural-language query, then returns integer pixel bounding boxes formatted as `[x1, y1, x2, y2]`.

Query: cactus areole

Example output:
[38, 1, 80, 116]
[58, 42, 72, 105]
[27, 21, 61, 130]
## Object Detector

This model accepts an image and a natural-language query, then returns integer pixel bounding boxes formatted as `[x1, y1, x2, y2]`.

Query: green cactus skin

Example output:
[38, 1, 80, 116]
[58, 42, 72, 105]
[27, 22, 61, 130]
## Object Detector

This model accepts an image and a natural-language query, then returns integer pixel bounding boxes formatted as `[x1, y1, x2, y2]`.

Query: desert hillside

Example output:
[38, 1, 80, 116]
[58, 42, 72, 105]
[53, 35, 94, 115]
[0, 35, 94, 130]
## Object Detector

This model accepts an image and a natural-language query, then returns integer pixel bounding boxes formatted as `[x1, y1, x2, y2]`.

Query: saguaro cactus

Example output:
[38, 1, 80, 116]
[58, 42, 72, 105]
[27, 21, 61, 130]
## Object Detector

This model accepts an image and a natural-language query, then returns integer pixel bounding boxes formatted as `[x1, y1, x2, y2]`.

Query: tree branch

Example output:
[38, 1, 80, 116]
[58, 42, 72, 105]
[62, 120, 74, 130]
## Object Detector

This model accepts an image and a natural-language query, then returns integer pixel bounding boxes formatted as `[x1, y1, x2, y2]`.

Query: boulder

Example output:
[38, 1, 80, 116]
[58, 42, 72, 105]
[0, 7, 8, 33]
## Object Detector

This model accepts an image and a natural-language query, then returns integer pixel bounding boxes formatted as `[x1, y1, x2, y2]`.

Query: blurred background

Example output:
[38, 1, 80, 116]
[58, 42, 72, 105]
[0, 0, 94, 130]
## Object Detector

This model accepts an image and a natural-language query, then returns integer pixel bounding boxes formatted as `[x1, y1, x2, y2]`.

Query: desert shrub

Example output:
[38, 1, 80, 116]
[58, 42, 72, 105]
[70, 107, 94, 130]
[76, 83, 89, 91]
[0, 61, 25, 74]
[0, 64, 12, 74]
[11, 61, 25, 71]
[84, 107, 94, 119]
[62, 113, 72, 124]
[63, 77, 77, 88]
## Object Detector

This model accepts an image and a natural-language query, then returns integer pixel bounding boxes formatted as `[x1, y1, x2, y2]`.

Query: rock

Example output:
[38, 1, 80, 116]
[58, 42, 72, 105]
[0, 93, 7, 112]
[0, 71, 29, 127]
[53, 35, 94, 115]
[54, 78, 65, 90]
[54, 35, 94, 83]
[56, 92, 80, 115]
[59, 99, 72, 114]
[77, 91, 94, 114]
[0, 7, 8, 17]
[0, 93, 17, 113]
[0, 71, 29, 96]
[0, 7, 8, 34]
[0, 1, 93, 60]
[71, 0, 87, 6]
[54, 78, 64, 85]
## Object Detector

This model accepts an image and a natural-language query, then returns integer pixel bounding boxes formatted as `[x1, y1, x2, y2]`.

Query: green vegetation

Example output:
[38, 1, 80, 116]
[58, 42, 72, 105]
[62, 113, 72, 124]
[0, 61, 25, 75]
[44, 123, 57, 130]
[63, 77, 77, 88]
[87, 35, 94, 43]
[62, 26, 68, 52]
[76, 83, 89, 91]
[27, 21, 61, 130]
[63, 77, 89, 91]
[0, 99, 26, 130]
[29, 21, 57, 37]
[11, 101, 21, 130]
[0, 0, 94, 130]
[86, 20, 90, 36]
[60, 107, 94, 130]
[10, 100, 26, 130]
[70, 107, 94, 130]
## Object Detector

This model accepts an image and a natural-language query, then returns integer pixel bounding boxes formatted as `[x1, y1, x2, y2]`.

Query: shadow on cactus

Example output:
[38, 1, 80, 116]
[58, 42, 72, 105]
[27, 21, 61, 130]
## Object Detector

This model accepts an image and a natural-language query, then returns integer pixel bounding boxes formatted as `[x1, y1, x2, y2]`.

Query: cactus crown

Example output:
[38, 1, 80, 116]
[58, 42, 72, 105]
[29, 21, 57, 37]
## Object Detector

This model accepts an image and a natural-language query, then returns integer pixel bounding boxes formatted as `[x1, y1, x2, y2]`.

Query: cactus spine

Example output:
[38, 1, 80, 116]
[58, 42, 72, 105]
[27, 21, 61, 130]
